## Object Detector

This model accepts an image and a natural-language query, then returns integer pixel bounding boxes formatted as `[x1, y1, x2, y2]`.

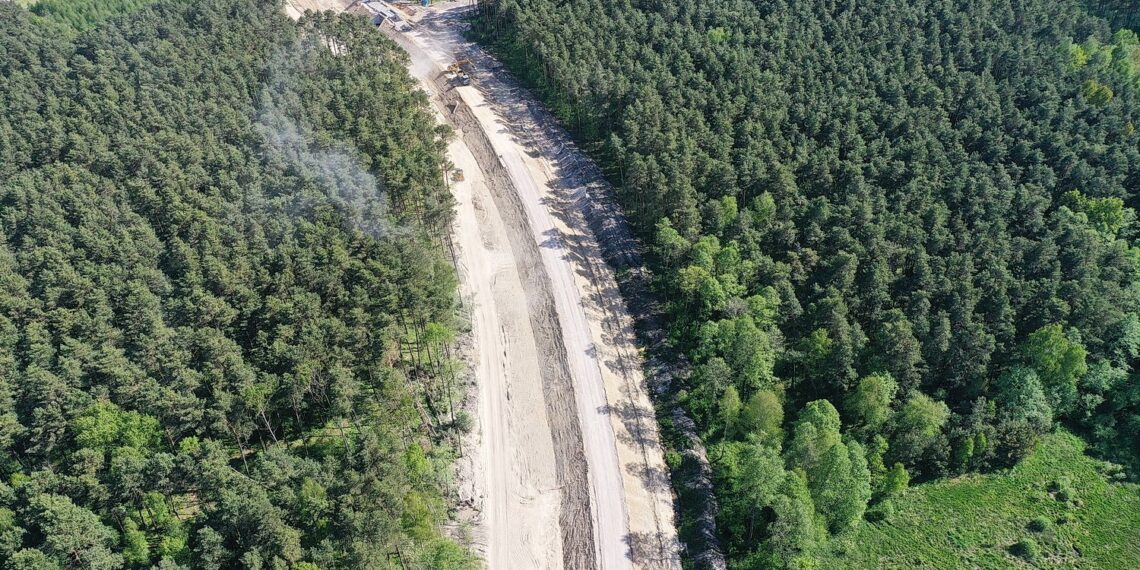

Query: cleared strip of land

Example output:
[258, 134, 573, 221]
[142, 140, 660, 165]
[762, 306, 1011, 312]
[396, 4, 682, 568]
[411, 9, 682, 567]
[292, 1, 681, 567]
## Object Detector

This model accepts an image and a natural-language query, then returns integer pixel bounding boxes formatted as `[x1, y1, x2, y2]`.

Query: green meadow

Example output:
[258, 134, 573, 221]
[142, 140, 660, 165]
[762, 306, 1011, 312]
[823, 431, 1140, 568]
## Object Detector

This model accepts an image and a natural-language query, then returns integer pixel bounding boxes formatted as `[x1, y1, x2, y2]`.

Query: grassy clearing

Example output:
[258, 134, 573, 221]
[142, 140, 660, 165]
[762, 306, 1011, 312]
[822, 431, 1140, 568]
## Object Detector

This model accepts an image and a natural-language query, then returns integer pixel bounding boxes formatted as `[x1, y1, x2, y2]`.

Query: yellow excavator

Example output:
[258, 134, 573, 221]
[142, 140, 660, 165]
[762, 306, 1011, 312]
[446, 58, 473, 74]
[447, 57, 475, 85]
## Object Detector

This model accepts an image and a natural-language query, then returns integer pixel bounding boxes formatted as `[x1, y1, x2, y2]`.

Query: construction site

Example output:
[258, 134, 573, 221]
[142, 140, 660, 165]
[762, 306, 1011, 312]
[286, 0, 682, 568]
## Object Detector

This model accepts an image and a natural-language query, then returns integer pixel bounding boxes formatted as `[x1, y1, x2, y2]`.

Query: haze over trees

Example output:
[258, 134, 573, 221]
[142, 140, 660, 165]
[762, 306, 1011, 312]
[474, 0, 1140, 565]
[1, 0, 472, 568]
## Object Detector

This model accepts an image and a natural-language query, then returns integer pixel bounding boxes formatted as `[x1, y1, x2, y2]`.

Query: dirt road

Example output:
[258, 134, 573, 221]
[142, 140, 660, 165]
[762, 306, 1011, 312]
[291, 1, 681, 567]
[445, 117, 567, 568]
[403, 7, 682, 569]
[397, 4, 681, 569]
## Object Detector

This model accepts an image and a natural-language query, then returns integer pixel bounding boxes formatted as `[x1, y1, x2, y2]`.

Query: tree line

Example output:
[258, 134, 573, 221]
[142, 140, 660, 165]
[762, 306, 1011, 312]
[473, 0, 1140, 566]
[1, 0, 473, 568]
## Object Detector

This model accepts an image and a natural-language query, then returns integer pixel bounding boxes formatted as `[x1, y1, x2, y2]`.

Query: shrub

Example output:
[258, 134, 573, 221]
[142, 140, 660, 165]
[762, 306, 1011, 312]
[1027, 516, 1051, 532]
[453, 411, 475, 434]
[1049, 476, 1076, 503]
[1010, 538, 1041, 562]
[865, 500, 895, 523]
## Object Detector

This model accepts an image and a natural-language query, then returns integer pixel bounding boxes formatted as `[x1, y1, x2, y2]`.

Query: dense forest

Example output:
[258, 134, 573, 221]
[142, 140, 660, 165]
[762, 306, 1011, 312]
[0, 0, 473, 568]
[474, 0, 1140, 566]
[1083, 0, 1140, 32]
[24, 0, 164, 33]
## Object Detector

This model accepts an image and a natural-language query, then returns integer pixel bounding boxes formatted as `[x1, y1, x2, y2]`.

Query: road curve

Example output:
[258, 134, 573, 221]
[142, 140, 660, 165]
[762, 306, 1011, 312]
[387, 3, 682, 568]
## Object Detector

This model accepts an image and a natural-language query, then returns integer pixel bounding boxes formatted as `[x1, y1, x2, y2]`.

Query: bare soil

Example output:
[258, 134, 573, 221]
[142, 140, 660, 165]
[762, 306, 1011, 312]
[290, 2, 682, 567]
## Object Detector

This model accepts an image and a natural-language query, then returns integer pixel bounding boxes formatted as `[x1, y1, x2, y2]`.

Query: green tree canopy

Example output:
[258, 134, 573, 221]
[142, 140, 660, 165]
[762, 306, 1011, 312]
[1022, 324, 1088, 415]
[0, 1, 472, 567]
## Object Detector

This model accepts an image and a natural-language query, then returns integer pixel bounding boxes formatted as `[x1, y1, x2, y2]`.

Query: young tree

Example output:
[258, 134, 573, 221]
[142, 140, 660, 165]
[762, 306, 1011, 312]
[719, 385, 742, 440]
[726, 316, 777, 390]
[767, 470, 822, 564]
[787, 400, 872, 533]
[890, 392, 950, 467]
[654, 217, 690, 267]
[788, 400, 842, 470]
[716, 439, 787, 546]
[740, 389, 784, 446]
[881, 462, 909, 497]
[1021, 324, 1087, 415]
[809, 440, 872, 533]
[844, 373, 898, 433]
[992, 366, 1054, 462]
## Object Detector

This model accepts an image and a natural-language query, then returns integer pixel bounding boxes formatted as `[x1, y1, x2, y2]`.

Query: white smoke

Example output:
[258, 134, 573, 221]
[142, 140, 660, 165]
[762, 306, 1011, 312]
[254, 39, 400, 239]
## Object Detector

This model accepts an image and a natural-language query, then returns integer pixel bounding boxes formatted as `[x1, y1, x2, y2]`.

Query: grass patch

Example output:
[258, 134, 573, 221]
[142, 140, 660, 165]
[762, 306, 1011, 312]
[821, 431, 1140, 568]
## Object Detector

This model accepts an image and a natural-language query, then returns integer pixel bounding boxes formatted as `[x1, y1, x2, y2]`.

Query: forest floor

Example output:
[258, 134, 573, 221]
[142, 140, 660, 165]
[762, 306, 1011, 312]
[386, 2, 681, 568]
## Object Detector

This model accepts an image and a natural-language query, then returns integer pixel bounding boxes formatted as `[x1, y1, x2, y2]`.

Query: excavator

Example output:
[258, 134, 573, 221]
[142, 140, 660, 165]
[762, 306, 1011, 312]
[445, 58, 473, 74]
[446, 56, 475, 85]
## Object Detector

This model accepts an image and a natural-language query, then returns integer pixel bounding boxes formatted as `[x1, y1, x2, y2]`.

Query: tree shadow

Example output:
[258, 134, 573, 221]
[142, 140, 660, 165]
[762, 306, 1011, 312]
[625, 531, 684, 569]
[627, 461, 672, 492]
[598, 401, 659, 449]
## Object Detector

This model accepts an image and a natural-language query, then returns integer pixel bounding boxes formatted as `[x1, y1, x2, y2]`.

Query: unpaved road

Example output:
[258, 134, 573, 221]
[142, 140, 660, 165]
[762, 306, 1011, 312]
[404, 6, 683, 567]
[395, 4, 681, 569]
[445, 116, 567, 568]
[292, 1, 681, 567]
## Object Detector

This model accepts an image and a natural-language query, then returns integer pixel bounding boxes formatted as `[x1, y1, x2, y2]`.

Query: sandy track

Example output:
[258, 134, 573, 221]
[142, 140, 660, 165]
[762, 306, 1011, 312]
[387, 15, 593, 569]
[398, 5, 682, 569]
[289, 1, 682, 567]
[445, 83, 597, 570]
[448, 125, 566, 568]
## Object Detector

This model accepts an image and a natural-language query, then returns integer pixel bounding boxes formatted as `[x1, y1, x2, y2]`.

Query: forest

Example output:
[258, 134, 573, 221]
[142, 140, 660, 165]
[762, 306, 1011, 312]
[1083, 0, 1140, 33]
[473, 0, 1140, 567]
[1, 0, 473, 568]
[27, 0, 163, 32]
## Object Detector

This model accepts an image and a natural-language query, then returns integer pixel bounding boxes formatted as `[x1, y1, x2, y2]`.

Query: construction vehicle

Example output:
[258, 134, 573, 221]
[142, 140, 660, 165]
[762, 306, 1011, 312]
[445, 58, 473, 74]
[452, 168, 465, 182]
[446, 56, 476, 85]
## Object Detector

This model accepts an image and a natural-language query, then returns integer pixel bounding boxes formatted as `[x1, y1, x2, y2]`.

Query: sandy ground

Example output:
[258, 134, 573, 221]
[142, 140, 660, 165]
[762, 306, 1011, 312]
[282, 0, 352, 20]
[399, 4, 682, 569]
[446, 124, 566, 567]
[288, 1, 681, 567]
